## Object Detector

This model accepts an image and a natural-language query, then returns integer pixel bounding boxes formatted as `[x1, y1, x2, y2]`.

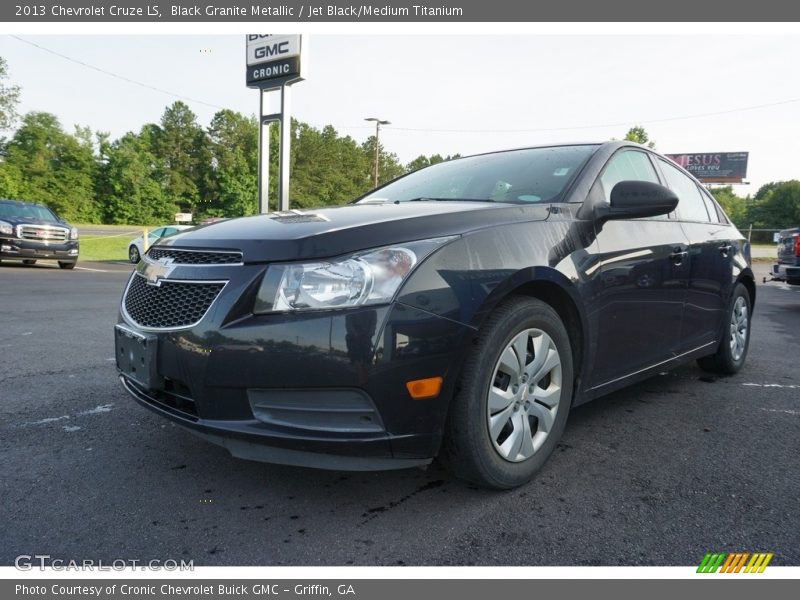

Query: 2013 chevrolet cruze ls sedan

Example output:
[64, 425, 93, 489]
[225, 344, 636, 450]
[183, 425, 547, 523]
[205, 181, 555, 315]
[115, 142, 755, 489]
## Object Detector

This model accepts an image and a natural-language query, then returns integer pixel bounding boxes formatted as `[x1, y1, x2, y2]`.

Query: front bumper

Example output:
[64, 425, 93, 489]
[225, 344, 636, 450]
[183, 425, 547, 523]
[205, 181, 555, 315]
[0, 237, 79, 261]
[116, 291, 472, 470]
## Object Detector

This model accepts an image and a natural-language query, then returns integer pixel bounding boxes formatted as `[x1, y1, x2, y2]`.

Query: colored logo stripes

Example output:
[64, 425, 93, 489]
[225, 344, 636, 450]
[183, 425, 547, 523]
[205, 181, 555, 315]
[697, 552, 774, 573]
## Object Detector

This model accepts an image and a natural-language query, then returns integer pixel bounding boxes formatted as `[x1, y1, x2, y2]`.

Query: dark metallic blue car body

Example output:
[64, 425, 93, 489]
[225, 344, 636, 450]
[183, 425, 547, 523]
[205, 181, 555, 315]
[116, 142, 755, 470]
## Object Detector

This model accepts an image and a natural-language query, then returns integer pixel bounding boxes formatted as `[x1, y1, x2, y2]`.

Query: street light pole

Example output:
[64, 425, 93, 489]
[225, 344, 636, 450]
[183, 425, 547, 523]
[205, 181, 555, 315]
[364, 117, 390, 188]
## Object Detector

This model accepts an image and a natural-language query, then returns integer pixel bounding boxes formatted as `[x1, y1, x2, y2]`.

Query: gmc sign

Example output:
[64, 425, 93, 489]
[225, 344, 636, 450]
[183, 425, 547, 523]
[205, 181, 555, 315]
[246, 34, 301, 66]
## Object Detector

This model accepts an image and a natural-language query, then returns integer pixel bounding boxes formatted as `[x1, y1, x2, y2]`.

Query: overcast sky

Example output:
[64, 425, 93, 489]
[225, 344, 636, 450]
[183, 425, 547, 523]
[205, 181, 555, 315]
[2, 34, 799, 193]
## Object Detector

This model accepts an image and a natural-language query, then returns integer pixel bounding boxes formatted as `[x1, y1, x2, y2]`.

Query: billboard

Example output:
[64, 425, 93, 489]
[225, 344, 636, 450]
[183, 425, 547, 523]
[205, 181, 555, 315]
[665, 152, 749, 183]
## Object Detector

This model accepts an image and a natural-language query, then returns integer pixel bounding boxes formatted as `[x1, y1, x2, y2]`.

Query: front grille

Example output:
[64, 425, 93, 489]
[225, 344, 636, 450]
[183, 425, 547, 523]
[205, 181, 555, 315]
[147, 247, 243, 265]
[18, 225, 69, 241]
[123, 274, 225, 329]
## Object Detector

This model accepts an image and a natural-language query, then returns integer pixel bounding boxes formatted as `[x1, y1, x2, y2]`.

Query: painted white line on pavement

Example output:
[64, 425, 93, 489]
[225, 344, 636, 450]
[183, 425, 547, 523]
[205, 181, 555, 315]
[74, 266, 110, 273]
[21, 403, 115, 428]
[28, 416, 70, 425]
[743, 382, 800, 389]
[80, 404, 114, 415]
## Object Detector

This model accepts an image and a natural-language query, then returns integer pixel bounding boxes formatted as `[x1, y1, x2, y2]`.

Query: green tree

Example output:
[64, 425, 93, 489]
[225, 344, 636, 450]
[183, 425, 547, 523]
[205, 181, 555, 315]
[203, 109, 259, 218]
[709, 186, 747, 227]
[290, 122, 372, 207]
[362, 136, 404, 187]
[747, 181, 800, 229]
[623, 126, 656, 149]
[97, 127, 175, 224]
[151, 101, 208, 214]
[0, 159, 22, 197]
[2, 112, 98, 221]
[754, 181, 780, 201]
[406, 153, 461, 172]
[1, 95, 465, 221]
[0, 56, 21, 131]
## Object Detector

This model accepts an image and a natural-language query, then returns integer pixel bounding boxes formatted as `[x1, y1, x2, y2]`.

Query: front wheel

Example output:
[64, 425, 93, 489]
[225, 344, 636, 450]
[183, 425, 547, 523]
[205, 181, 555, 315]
[128, 245, 141, 264]
[58, 261, 76, 270]
[441, 296, 574, 489]
[22, 259, 36, 266]
[698, 282, 751, 374]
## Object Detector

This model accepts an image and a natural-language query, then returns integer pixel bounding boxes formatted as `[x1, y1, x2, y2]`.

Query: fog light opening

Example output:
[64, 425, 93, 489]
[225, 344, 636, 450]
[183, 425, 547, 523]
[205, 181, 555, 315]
[406, 377, 443, 400]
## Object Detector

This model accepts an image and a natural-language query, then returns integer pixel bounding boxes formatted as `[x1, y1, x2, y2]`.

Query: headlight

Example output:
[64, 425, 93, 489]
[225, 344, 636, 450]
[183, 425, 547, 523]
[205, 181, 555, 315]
[254, 237, 455, 313]
[69, 227, 79, 240]
[0, 220, 13, 236]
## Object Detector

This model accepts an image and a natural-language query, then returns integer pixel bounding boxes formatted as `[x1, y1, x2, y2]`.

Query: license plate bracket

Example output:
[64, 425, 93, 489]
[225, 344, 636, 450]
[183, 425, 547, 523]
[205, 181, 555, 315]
[115, 325, 163, 390]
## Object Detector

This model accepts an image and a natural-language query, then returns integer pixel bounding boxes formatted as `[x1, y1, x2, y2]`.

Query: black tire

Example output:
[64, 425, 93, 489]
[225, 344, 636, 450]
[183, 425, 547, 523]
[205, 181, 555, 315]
[22, 259, 36, 265]
[58, 261, 76, 270]
[441, 296, 574, 489]
[697, 282, 751, 375]
[128, 245, 141, 264]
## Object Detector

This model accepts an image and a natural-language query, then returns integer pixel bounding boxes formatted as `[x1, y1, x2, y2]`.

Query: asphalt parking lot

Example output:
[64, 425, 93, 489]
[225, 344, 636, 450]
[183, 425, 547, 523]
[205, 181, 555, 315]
[1, 260, 798, 566]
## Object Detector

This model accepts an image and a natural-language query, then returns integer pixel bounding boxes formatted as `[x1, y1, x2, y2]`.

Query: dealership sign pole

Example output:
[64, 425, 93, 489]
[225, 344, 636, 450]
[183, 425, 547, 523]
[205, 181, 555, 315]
[246, 35, 306, 213]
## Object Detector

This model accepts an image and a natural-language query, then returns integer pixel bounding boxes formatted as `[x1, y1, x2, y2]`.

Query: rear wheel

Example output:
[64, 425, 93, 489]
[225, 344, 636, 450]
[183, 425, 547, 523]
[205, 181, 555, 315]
[441, 297, 574, 489]
[22, 259, 36, 266]
[58, 261, 76, 270]
[128, 245, 141, 264]
[698, 282, 751, 374]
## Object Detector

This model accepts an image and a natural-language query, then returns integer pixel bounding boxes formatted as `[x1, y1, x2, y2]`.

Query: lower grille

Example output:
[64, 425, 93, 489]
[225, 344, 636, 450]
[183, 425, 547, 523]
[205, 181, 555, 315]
[18, 225, 69, 241]
[123, 377, 199, 420]
[123, 273, 225, 330]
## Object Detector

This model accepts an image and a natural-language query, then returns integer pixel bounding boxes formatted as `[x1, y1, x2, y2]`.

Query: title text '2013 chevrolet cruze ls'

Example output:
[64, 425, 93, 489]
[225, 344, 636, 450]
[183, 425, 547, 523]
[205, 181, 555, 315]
[115, 142, 755, 489]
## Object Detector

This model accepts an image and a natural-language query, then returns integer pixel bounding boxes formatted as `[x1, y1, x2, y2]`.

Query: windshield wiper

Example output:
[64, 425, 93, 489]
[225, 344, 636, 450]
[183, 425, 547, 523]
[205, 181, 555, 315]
[401, 197, 494, 203]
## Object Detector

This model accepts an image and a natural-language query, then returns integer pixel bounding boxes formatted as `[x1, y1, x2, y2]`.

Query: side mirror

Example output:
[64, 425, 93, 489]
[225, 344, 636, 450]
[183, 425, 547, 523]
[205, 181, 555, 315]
[596, 180, 679, 221]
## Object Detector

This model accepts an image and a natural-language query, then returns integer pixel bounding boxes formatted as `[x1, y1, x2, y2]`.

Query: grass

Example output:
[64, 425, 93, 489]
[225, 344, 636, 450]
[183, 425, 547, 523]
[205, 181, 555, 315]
[78, 234, 134, 262]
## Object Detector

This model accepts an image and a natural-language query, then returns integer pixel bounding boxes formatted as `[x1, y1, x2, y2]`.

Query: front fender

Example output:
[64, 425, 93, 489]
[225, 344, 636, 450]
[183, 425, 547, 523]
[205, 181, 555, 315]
[396, 222, 594, 402]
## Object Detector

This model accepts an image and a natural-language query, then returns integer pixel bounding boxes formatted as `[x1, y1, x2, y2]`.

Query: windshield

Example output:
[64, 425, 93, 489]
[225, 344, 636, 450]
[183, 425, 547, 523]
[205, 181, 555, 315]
[359, 145, 597, 204]
[0, 202, 59, 222]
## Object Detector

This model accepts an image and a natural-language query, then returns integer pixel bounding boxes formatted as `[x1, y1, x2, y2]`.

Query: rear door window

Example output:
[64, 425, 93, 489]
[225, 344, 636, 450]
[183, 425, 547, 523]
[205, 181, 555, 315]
[699, 186, 730, 224]
[658, 159, 711, 223]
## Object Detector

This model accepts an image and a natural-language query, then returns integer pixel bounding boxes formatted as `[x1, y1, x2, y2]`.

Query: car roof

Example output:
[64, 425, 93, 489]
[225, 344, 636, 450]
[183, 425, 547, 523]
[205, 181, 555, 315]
[451, 140, 654, 162]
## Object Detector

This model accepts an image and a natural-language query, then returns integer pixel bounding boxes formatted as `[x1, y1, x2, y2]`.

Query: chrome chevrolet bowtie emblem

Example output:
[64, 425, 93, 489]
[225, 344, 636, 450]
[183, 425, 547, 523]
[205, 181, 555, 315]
[137, 256, 176, 286]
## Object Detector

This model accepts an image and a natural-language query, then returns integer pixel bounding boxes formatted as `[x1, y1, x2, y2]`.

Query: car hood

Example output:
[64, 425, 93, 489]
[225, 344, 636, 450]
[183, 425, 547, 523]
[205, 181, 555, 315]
[0, 215, 69, 228]
[158, 202, 552, 262]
